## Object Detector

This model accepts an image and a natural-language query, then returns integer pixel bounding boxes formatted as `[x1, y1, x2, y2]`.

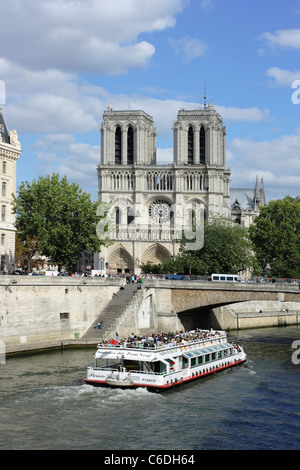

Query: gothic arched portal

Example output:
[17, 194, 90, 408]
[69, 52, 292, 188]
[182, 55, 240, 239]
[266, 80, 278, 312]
[107, 246, 134, 273]
[141, 243, 171, 266]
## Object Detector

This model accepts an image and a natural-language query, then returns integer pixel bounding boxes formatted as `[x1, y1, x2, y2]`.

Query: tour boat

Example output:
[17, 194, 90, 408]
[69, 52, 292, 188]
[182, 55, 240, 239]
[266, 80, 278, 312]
[84, 329, 247, 391]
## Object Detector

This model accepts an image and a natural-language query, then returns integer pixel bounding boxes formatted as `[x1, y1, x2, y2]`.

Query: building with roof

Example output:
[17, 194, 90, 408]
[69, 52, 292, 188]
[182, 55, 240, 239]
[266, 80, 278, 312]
[0, 107, 21, 273]
[95, 101, 266, 275]
[230, 176, 266, 227]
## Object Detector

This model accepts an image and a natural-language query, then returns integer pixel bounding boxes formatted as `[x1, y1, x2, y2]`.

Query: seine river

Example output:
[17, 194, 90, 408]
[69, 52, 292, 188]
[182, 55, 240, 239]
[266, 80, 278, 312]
[0, 326, 299, 451]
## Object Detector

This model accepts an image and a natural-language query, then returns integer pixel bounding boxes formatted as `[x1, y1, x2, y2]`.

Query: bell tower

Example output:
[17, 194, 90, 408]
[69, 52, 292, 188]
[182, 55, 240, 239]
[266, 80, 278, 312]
[100, 104, 156, 166]
[173, 101, 231, 219]
[173, 100, 226, 166]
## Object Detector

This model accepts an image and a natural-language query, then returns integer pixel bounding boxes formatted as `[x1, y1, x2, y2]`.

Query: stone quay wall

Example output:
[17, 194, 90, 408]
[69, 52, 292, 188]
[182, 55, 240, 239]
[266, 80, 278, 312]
[1, 277, 300, 354]
[0, 276, 121, 353]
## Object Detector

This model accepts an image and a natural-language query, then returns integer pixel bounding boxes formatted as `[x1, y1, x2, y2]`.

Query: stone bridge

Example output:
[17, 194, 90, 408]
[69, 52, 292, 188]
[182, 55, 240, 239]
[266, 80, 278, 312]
[141, 280, 300, 331]
[2, 276, 299, 353]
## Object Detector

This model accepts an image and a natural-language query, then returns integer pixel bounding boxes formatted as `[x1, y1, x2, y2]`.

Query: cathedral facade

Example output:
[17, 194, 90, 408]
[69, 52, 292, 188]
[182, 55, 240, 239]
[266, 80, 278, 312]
[0, 107, 21, 273]
[95, 101, 266, 275]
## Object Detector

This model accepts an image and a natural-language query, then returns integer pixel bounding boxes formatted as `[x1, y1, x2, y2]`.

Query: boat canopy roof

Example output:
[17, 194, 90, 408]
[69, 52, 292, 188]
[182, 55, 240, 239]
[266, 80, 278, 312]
[94, 341, 233, 362]
[183, 342, 233, 359]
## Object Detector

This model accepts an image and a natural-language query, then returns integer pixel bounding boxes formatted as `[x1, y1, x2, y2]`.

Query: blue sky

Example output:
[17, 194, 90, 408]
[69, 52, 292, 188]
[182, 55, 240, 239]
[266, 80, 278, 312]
[1, 0, 300, 201]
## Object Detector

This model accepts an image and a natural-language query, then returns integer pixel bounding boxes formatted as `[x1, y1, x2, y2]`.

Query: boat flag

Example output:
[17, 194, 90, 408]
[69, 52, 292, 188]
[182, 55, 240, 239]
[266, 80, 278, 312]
[109, 332, 120, 345]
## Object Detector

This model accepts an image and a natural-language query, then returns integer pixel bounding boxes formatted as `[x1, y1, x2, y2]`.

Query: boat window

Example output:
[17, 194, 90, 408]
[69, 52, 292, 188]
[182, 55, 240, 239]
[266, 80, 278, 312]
[218, 351, 223, 358]
[198, 356, 203, 365]
[191, 358, 197, 367]
[182, 356, 189, 369]
[205, 354, 210, 362]
[153, 361, 166, 373]
[211, 352, 216, 360]
[124, 360, 140, 371]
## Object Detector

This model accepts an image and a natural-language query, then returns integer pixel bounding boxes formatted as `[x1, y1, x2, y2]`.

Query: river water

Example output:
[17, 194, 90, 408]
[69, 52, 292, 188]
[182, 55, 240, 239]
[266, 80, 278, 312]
[0, 326, 299, 451]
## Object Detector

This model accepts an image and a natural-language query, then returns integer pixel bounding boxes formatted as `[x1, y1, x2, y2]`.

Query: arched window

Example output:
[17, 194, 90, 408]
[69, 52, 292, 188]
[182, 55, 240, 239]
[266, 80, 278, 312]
[1, 205, 6, 222]
[188, 209, 196, 229]
[200, 126, 205, 163]
[115, 126, 122, 164]
[188, 127, 194, 164]
[127, 207, 134, 226]
[127, 126, 134, 164]
[115, 208, 120, 227]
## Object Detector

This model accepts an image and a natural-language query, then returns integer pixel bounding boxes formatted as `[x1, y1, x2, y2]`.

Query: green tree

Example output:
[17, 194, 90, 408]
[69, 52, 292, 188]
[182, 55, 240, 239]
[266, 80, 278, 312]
[12, 174, 112, 272]
[160, 216, 258, 275]
[249, 196, 300, 278]
[197, 217, 258, 275]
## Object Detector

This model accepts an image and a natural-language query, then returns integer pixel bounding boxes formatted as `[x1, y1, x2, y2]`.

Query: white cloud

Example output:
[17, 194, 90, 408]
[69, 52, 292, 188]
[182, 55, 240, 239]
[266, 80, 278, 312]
[216, 105, 269, 122]
[32, 135, 100, 199]
[228, 130, 300, 199]
[169, 37, 208, 61]
[0, 0, 184, 74]
[157, 148, 173, 164]
[260, 29, 300, 49]
[266, 67, 300, 87]
[6, 93, 99, 134]
[199, 0, 215, 11]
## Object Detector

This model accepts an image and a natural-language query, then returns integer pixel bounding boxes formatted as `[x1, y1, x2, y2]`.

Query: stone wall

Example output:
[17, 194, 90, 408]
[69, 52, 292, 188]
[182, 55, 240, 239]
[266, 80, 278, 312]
[1, 278, 300, 354]
[213, 300, 300, 330]
[0, 276, 121, 352]
[149, 280, 300, 331]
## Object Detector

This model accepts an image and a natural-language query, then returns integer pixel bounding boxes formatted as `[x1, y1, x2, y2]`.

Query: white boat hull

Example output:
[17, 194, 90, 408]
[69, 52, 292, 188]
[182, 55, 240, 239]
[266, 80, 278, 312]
[84, 349, 247, 391]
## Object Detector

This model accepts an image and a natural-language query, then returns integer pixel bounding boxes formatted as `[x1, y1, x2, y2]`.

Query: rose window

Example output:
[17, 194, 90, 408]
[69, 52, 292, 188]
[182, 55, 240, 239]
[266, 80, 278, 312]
[148, 200, 172, 224]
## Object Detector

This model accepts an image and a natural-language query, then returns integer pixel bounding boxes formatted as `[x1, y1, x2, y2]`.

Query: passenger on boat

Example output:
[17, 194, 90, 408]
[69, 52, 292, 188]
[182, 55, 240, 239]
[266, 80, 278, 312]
[98, 327, 225, 349]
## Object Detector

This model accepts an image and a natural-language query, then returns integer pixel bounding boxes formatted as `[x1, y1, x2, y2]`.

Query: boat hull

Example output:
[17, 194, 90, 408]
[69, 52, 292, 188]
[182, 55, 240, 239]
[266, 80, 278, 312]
[83, 356, 247, 392]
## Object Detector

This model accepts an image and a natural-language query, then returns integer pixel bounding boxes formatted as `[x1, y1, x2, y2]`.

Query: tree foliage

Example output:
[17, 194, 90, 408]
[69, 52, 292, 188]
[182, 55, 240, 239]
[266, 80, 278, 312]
[140, 216, 258, 275]
[12, 174, 112, 271]
[249, 196, 300, 278]
[191, 216, 258, 275]
[15, 232, 41, 271]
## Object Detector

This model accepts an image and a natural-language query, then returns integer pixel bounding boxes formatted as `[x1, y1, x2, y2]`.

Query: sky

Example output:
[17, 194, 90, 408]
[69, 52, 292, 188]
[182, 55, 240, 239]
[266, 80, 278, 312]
[1, 0, 300, 202]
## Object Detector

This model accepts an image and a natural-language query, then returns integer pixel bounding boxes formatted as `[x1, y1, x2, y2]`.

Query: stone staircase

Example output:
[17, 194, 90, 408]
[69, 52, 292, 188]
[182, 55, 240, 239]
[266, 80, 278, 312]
[81, 283, 138, 341]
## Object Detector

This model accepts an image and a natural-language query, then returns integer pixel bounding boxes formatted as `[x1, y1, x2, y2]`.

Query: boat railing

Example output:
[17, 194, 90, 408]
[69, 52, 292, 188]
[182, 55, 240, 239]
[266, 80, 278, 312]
[93, 366, 165, 376]
[97, 334, 226, 352]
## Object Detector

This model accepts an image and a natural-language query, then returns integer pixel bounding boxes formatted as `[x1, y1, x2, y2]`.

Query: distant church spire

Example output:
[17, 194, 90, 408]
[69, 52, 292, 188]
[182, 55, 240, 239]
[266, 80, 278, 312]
[260, 177, 266, 206]
[253, 175, 266, 209]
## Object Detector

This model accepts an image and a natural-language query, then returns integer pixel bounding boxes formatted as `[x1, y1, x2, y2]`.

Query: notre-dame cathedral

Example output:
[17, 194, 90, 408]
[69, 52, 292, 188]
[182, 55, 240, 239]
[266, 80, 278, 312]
[94, 101, 266, 275]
